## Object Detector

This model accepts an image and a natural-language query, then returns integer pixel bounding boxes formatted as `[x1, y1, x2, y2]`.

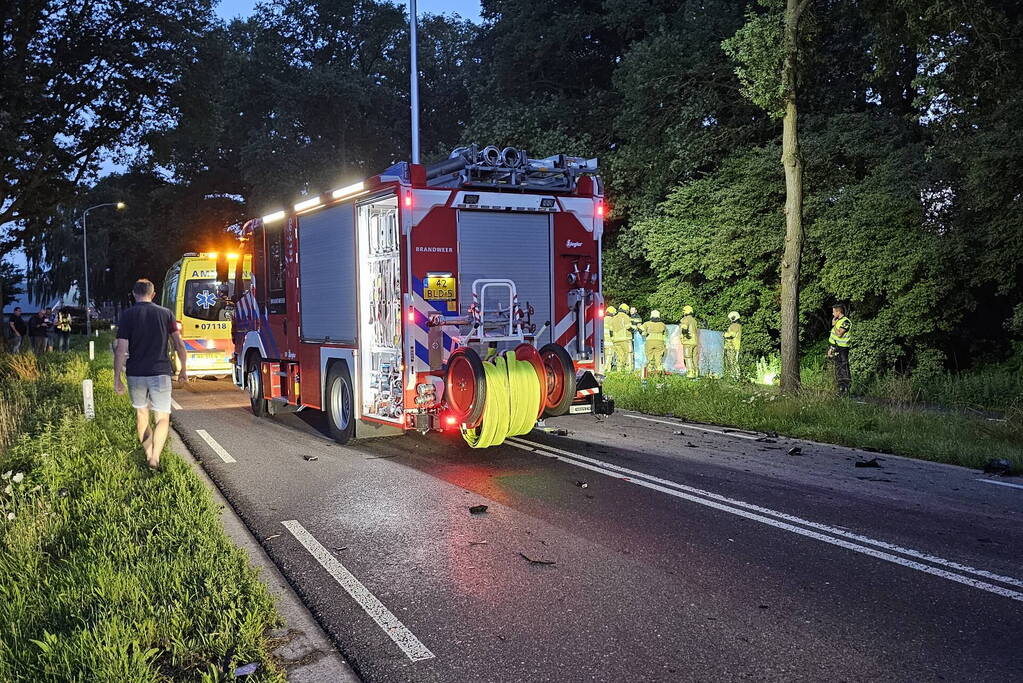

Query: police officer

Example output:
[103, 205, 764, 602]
[828, 304, 852, 394]
[55, 308, 73, 351]
[679, 305, 699, 378]
[641, 310, 667, 374]
[611, 303, 635, 371]
[723, 311, 742, 380]
[603, 305, 618, 371]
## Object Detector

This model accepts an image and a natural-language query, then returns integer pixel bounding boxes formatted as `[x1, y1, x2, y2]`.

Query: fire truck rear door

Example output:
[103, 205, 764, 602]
[456, 211, 553, 346]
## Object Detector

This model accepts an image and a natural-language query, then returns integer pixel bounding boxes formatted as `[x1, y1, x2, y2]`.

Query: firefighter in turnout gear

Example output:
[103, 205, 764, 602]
[604, 306, 618, 371]
[611, 303, 635, 371]
[679, 305, 699, 378]
[641, 310, 667, 374]
[724, 311, 742, 380]
[828, 304, 852, 394]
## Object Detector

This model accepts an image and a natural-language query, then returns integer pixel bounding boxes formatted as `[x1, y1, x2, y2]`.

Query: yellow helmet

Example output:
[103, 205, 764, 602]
[606, 306, 617, 315]
[682, 305, 694, 315]
[728, 311, 741, 321]
[618, 303, 629, 312]
[650, 310, 661, 319]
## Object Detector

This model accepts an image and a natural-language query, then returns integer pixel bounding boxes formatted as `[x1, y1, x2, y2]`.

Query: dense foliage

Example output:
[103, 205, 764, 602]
[4, 0, 1023, 380]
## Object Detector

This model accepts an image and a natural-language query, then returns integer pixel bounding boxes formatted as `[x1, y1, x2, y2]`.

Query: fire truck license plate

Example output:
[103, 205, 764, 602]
[424, 276, 456, 300]
[569, 403, 593, 414]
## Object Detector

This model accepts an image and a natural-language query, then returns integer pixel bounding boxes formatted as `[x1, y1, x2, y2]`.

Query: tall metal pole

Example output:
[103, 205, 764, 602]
[82, 209, 91, 337]
[409, 0, 421, 164]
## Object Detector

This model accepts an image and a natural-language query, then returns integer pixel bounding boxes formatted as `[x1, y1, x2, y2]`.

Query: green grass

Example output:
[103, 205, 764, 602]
[0, 347, 285, 681]
[604, 372, 1023, 473]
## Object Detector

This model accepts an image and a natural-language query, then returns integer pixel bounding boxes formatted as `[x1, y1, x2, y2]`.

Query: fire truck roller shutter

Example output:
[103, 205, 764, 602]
[456, 211, 553, 347]
[298, 204, 358, 344]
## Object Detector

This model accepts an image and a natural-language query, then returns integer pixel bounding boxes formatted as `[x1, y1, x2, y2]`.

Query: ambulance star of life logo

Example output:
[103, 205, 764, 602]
[195, 289, 217, 310]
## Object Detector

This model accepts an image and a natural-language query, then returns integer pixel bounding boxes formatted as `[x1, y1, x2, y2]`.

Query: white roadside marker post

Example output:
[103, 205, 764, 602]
[89, 341, 95, 360]
[82, 379, 95, 420]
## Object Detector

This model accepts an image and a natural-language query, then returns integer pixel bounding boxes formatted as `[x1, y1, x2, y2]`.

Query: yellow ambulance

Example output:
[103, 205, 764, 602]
[161, 252, 251, 378]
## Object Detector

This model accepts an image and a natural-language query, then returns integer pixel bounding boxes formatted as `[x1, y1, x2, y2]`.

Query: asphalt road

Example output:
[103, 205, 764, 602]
[172, 379, 1023, 682]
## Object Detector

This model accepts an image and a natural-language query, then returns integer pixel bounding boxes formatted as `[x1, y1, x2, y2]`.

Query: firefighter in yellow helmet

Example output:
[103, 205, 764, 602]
[603, 305, 618, 371]
[641, 310, 667, 374]
[611, 302, 635, 371]
[723, 311, 742, 380]
[679, 305, 699, 378]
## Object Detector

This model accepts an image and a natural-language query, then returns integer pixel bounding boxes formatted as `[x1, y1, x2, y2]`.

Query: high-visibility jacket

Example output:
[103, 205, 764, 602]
[610, 311, 633, 342]
[56, 313, 72, 333]
[679, 314, 698, 346]
[641, 319, 667, 342]
[724, 322, 742, 350]
[829, 316, 851, 347]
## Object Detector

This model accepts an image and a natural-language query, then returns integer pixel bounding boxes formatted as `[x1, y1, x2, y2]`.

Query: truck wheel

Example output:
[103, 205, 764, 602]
[247, 354, 268, 418]
[325, 362, 355, 445]
[539, 343, 576, 418]
[445, 347, 486, 428]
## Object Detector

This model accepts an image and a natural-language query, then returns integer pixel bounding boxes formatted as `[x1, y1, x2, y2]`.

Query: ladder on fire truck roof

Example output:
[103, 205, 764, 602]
[424, 144, 599, 193]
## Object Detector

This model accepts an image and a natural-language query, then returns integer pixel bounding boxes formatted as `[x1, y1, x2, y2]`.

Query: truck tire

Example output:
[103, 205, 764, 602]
[325, 362, 355, 445]
[539, 343, 576, 418]
[247, 354, 268, 418]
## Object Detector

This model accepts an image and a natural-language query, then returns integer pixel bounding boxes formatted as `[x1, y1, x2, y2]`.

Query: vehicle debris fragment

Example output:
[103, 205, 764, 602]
[469, 504, 489, 514]
[519, 552, 556, 565]
[854, 457, 881, 468]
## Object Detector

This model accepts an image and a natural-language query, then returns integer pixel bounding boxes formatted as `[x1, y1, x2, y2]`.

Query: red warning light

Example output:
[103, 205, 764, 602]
[596, 202, 605, 218]
[404, 194, 413, 208]
[597, 306, 605, 319]
[407, 308, 415, 322]
[445, 415, 457, 426]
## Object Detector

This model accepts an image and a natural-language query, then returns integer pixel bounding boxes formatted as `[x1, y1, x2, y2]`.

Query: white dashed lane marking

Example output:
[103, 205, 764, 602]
[282, 520, 435, 662]
[195, 429, 237, 463]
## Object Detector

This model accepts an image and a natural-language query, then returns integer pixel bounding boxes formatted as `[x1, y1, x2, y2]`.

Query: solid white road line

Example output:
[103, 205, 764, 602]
[282, 520, 436, 662]
[170, 398, 183, 411]
[506, 437, 1023, 602]
[621, 412, 762, 440]
[195, 429, 237, 463]
[978, 478, 1023, 491]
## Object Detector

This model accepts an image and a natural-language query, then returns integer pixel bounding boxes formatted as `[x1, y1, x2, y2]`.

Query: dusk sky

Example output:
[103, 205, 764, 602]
[216, 0, 482, 22]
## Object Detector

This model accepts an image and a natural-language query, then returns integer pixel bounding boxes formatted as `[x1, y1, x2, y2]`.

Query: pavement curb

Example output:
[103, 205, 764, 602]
[170, 428, 361, 683]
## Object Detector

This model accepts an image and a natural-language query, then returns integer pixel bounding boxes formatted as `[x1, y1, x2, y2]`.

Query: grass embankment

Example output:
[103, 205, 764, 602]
[604, 372, 1023, 473]
[0, 341, 285, 682]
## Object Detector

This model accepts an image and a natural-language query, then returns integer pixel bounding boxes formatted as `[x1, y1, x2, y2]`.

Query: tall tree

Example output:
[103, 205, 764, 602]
[0, 0, 216, 233]
[724, 0, 812, 391]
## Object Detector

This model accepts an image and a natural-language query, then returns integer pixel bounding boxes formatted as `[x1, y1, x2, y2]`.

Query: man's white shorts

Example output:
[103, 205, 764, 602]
[127, 375, 173, 413]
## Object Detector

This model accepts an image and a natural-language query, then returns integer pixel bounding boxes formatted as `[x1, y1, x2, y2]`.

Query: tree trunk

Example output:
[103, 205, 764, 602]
[779, 0, 808, 393]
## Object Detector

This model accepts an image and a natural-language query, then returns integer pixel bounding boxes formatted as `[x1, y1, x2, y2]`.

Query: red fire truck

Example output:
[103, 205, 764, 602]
[224, 145, 613, 446]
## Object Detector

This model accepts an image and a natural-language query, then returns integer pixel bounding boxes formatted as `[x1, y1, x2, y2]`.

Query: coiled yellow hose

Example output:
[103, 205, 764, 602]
[462, 353, 541, 448]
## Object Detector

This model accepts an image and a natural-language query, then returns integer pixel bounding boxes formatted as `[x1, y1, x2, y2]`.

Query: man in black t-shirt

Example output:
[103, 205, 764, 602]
[114, 279, 187, 470]
[7, 307, 27, 353]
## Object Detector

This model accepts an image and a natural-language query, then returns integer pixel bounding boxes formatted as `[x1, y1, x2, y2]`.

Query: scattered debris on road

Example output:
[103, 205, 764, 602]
[263, 534, 281, 541]
[575, 480, 588, 488]
[365, 454, 398, 460]
[755, 437, 777, 443]
[685, 442, 697, 448]
[673, 429, 685, 436]
[469, 504, 489, 515]
[303, 455, 318, 462]
[854, 457, 882, 468]
[233, 662, 259, 677]
[518, 552, 556, 565]
[333, 546, 349, 552]
[469, 540, 488, 546]
[856, 476, 894, 483]
[983, 458, 1013, 476]
[787, 447, 802, 456]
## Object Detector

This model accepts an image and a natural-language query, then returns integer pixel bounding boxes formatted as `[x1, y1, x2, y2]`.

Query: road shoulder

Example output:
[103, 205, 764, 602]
[170, 428, 361, 683]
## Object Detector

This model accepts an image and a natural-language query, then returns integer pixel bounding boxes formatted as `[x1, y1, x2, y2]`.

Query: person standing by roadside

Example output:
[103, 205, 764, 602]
[7, 307, 27, 352]
[679, 305, 699, 378]
[828, 303, 852, 394]
[54, 309, 73, 351]
[640, 310, 667, 374]
[723, 311, 743, 380]
[611, 303, 635, 372]
[28, 308, 51, 354]
[114, 279, 187, 471]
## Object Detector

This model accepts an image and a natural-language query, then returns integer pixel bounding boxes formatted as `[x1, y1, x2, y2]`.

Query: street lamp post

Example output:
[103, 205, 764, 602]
[80, 202, 125, 336]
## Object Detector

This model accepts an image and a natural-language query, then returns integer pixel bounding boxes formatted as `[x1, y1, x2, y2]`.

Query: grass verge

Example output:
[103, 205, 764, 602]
[604, 372, 1023, 473]
[0, 346, 285, 682]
